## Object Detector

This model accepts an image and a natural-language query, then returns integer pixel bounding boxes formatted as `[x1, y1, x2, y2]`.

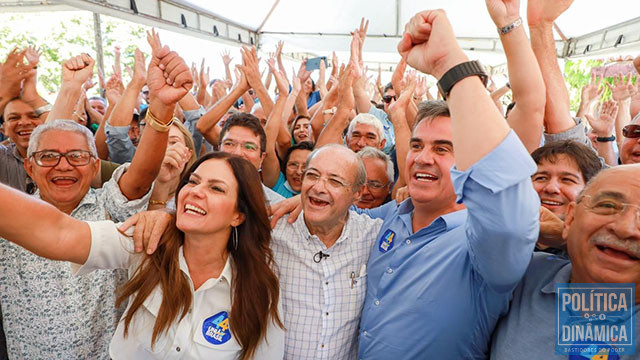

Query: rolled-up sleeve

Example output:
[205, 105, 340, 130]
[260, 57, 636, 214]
[72, 220, 135, 276]
[184, 106, 206, 156]
[100, 163, 152, 222]
[104, 121, 136, 164]
[451, 131, 539, 293]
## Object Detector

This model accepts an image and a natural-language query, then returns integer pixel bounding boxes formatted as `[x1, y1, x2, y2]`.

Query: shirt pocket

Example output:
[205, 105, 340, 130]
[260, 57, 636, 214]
[348, 269, 368, 318]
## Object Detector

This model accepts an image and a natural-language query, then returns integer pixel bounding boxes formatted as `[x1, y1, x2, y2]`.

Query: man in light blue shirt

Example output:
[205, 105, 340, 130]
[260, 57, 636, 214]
[357, 9, 539, 359]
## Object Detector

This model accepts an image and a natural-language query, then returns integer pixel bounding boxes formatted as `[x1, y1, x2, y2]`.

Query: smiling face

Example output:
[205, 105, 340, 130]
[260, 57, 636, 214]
[292, 117, 311, 143]
[301, 147, 362, 230]
[285, 148, 311, 192]
[89, 99, 106, 116]
[24, 130, 99, 213]
[347, 123, 385, 153]
[532, 154, 586, 219]
[564, 166, 640, 290]
[3, 99, 43, 157]
[176, 158, 244, 236]
[219, 126, 265, 170]
[406, 116, 457, 211]
[357, 157, 392, 209]
[620, 119, 640, 165]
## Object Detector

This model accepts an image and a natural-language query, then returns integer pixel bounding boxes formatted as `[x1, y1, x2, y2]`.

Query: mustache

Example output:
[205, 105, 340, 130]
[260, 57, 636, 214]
[590, 233, 640, 259]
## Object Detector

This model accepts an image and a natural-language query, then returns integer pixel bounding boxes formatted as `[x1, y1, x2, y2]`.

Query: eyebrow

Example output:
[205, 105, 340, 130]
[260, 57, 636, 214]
[592, 191, 626, 202]
[533, 170, 581, 178]
[306, 167, 346, 180]
[191, 173, 228, 185]
[433, 140, 453, 147]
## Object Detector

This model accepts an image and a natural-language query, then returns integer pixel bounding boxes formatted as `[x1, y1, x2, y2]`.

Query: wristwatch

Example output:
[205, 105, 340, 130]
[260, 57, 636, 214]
[34, 103, 52, 117]
[437, 61, 488, 100]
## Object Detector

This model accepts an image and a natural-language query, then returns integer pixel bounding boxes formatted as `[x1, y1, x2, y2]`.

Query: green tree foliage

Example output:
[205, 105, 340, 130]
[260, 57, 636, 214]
[0, 12, 149, 101]
[563, 59, 603, 113]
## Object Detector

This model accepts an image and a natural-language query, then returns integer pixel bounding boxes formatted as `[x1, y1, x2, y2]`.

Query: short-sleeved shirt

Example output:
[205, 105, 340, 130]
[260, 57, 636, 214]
[491, 252, 640, 359]
[0, 163, 151, 360]
[0, 142, 29, 192]
[272, 211, 383, 359]
[104, 120, 136, 164]
[77, 220, 285, 360]
[357, 131, 540, 359]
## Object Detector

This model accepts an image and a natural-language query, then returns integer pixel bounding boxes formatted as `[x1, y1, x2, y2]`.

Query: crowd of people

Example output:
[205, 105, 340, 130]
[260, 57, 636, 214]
[0, 0, 639, 358]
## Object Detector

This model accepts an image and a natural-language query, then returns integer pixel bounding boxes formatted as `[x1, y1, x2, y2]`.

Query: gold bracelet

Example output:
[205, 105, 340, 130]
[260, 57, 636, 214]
[149, 199, 168, 206]
[146, 109, 174, 133]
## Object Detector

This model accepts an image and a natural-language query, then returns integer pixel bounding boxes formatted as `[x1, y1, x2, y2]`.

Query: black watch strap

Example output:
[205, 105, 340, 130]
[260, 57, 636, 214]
[596, 135, 616, 142]
[437, 60, 488, 100]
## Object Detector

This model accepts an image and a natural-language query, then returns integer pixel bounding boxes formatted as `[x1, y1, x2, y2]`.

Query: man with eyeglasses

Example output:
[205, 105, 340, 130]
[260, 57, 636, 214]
[620, 115, 640, 165]
[0, 37, 192, 359]
[491, 164, 640, 359]
[356, 147, 393, 209]
[271, 144, 384, 359]
[218, 112, 284, 205]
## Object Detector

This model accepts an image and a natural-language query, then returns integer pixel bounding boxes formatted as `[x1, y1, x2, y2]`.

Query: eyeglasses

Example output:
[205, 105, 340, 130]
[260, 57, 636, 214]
[382, 95, 397, 104]
[579, 195, 640, 222]
[31, 150, 94, 167]
[365, 180, 390, 190]
[622, 124, 640, 139]
[221, 139, 260, 153]
[286, 161, 305, 172]
[303, 170, 352, 190]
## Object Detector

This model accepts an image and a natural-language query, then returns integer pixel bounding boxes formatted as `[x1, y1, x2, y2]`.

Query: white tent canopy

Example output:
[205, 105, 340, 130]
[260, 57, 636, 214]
[3, 0, 640, 70]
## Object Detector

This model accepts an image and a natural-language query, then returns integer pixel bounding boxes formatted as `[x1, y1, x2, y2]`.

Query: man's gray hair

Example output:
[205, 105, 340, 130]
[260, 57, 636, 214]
[27, 119, 98, 158]
[358, 146, 394, 184]
[347, 113, 385, 143]
[305, 143, 367, 191]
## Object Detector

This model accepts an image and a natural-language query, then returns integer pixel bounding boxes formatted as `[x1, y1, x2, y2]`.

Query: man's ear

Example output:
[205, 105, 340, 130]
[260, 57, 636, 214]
[379, 138, 386, 150]
[24, 157, 34, 178]
[562, 201, 576, 240]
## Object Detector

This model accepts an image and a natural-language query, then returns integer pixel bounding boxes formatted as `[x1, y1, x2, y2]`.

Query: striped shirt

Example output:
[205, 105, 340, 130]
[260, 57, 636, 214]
[272, 211, 383, 360]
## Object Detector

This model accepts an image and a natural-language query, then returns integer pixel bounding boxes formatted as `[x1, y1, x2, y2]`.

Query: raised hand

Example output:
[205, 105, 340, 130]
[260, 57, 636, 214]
[585, 100, 617, 136]
[606, 74, 636, 102]
[158, 141, 192, 183]
[485, 0, 521, 28]
[239, 45, 262, 89]
[24, 45, 41, 68]
[389, 73, 417, 118]
[527, 0, 574, 28]
[337, 63, 356, 111]
[581, 72, 604, 104]
[397, 10, 468, 79]
[146, 29, 193, 107]
[0, 49, 28, 100]
[105, 73, 124, 105]
[221, 49, 233, 66]
[351, 18, 369, 51]
[296, 58, 312, 83]
[267, 58, 289, 96]
[132, 48, 147, 86]
[62, 53, 95, 86]
[391, 57, 407, 94]
[415, 76, 427, 100]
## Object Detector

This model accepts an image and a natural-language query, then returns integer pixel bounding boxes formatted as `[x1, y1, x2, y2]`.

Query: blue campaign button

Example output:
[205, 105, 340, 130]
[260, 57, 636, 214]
[378, 229, 396, 253]
[202, 311, 232, 345]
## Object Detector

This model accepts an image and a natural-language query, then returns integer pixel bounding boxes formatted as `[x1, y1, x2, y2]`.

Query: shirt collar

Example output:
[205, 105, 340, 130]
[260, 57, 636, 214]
[283, 180, 300, 195]
[9, 142, 24, 163]
[541, 262, 573, 294]
[178, 246, 234, 286]
[398, 199, 467, 232]
[294, 210, 353, 248]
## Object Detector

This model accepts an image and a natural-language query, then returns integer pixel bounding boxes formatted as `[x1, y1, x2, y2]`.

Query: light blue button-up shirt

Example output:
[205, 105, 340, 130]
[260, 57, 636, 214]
[357, 131, 540, 359]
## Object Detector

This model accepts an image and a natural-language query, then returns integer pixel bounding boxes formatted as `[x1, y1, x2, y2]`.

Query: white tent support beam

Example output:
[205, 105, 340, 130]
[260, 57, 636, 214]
[0, 0, 73, 12]
[54, 0, 258, 47]
[564, 16, 640, 59]
[395, 0, 402, 36]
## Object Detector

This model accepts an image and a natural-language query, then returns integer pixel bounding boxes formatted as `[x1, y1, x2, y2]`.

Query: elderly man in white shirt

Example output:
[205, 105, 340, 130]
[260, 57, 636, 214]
[271, 144, 383, 359]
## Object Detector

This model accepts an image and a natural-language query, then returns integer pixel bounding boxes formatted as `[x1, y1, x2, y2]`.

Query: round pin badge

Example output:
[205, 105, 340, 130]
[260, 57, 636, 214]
[202, 311, 232, 345]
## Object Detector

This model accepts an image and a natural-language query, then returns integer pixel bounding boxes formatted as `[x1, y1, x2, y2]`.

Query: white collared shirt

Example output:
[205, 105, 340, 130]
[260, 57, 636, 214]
[272, 211, 383, 360]
[75, 220, 284, 360]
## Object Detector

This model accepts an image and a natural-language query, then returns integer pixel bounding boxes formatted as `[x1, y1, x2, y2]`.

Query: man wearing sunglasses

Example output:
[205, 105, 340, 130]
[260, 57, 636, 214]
[620, 117, 640, 165]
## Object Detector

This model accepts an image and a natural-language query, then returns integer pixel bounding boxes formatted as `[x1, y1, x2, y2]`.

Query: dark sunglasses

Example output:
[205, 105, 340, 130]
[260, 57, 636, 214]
[622, 124, 640, 139]
[382, 95, 397, 104]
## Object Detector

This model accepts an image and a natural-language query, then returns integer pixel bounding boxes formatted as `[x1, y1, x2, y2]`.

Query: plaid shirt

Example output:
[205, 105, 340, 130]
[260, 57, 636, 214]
[272, 211, 383, 360]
